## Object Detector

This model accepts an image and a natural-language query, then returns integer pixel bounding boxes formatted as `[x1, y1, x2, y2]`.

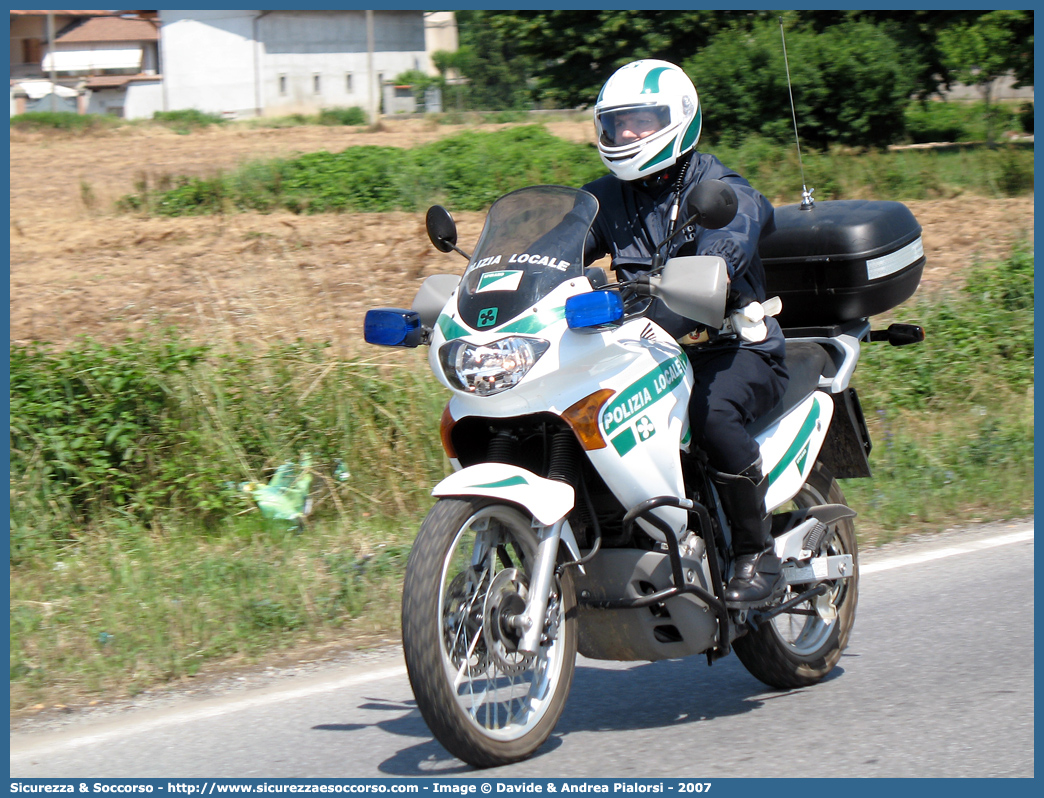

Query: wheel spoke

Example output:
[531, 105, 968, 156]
[453, 622, 485, 689]
[432, 504, 573, 741]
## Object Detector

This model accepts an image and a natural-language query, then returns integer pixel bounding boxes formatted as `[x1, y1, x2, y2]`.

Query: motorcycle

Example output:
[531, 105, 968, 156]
[364, 181, 925, 768]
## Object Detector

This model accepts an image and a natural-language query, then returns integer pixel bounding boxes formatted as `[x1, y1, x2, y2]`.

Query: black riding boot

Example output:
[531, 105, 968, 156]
[713, 460, 785, 608]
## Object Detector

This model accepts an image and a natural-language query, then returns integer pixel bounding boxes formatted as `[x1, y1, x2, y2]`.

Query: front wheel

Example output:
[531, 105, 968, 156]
[733, 462, 859, 689]
[401, 498, 577, 768]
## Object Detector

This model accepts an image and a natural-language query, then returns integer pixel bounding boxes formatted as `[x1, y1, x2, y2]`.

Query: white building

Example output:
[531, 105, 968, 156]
[47, 14, 164, 118]
[158, 9, 436, 119]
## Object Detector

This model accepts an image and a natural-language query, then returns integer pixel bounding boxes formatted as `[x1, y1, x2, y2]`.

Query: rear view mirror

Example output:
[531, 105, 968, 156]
[685, 179, 738, 230]
[426, 205, 458, 253]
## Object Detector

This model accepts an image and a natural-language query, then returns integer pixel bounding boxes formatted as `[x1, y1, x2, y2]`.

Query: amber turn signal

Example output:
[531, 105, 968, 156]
[561, 388, 615, 450]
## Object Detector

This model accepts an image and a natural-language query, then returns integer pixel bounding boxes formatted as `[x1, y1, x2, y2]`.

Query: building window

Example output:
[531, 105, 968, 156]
[313, 73, 321, 94]
[279, 74, 287, 96]
[23, 38, 43, 65]
[346, 73, 353, 93]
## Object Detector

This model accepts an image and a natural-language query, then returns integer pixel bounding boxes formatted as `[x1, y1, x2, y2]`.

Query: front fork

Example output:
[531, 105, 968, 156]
[511, 519, 564, 656]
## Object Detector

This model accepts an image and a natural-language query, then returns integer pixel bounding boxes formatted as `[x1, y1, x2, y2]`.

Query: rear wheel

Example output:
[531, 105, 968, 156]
[733, 462, 858, 689]
[401, 498, 577, 768]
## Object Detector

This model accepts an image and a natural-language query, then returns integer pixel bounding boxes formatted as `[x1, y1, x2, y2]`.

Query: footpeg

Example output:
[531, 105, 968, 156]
[782, 553, 853, 585]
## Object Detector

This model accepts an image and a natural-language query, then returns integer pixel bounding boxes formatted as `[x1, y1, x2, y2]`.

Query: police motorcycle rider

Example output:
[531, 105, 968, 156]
[580, 59, 789, 607]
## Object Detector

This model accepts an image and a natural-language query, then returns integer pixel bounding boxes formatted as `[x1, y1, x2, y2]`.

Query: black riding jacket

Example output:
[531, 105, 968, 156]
[582, 151, 785, 361]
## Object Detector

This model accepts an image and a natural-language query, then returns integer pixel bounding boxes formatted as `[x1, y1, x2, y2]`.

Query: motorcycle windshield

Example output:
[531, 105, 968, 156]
[456, 186, 598, 331]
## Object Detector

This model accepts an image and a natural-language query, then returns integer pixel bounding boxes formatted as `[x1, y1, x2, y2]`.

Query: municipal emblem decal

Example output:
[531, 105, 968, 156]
[635, 415, 656, 441]
[477, 307, 499, 328]
[476, 270, 524, 293]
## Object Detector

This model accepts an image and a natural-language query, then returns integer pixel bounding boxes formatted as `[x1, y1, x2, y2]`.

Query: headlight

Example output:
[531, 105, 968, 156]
[439, 336, 550, 396]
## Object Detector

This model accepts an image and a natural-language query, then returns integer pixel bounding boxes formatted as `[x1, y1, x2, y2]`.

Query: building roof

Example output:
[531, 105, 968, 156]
[56, 16, 158, 43]
[85, 73, 161, 89]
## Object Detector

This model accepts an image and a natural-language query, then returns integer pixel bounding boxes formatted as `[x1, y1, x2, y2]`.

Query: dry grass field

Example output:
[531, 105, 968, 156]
[10, 119, 1034, 355]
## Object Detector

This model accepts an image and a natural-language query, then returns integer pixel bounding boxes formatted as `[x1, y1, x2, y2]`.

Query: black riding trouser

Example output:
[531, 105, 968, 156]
[685, 346, 788, 476]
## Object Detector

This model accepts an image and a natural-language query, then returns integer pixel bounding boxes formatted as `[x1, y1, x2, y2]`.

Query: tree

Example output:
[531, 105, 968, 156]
[454, 10, 730, 109]
[936, 10, 1033, 144]
[685, 19, 920, 149]
[447, 11, 537, 111]
[794, 10, 981, 99]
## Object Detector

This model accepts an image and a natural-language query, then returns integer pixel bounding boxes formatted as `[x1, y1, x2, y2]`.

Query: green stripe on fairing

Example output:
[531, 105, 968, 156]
[474, 476, 528, 489]
[601, 354, 687, 437]
[437, 313, 468, 341]
[498, 306, 566, 335]
[642, 66, 669, 94]
[767, 401, 822, 485]
[437, 306, 567, 342]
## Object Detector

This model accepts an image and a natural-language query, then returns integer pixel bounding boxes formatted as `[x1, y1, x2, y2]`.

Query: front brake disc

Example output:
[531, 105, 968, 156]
[482, 568, 533, 675]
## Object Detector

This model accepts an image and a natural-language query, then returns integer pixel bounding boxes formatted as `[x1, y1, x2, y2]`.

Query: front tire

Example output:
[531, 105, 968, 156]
[733, 463, 859, 689]
[401, 498, 577, 768]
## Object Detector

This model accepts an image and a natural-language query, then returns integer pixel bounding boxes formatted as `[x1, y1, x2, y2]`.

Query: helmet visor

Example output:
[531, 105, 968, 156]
[597, 104, 672, 147]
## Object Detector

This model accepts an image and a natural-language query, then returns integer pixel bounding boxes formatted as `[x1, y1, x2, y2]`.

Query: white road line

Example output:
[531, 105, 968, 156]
[860, 527, 1033, 574]
[10, 664, 408, 760]
[11, 524, 1033, 761]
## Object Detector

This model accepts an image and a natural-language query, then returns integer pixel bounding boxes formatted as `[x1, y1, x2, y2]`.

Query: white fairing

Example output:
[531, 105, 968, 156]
[432, 463, 574, 527]
[433, 278, 693, 542]
[757, 392, 834, 512]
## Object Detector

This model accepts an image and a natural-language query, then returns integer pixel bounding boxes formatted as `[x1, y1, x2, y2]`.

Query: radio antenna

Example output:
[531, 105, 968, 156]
[779, 17, 814, 210]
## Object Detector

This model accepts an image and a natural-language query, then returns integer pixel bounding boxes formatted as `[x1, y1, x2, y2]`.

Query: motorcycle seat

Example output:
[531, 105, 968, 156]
[746, 342, 834, 437]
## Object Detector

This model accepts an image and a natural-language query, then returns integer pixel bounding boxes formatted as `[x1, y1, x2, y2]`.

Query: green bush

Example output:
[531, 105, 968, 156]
[1018, 101, 1033, 134]
[409, 125, 605, 210]
[118, 123, 1034, 216]
[152, 109, 227, 133]
[708, 136, 1033, 203]
[10, 333, 448, 556]
[10, 111, 120, 133]
[129, 126, 606, 215]
[904, 102, 969, 143]
[825, 243, 1034, 536]
[686, 20, 920, 149]
[904, 100, 1021, 143]
[10, 334, 209, 528]
[857, 243, 1034, 410]
[317, 106, 367, 126]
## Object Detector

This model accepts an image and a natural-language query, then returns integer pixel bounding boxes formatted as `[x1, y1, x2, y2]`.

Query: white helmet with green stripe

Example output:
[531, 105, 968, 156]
[594, 59, 702, 182]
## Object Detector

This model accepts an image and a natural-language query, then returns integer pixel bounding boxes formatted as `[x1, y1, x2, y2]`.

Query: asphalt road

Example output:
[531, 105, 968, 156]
[10, 521, 1034, 778]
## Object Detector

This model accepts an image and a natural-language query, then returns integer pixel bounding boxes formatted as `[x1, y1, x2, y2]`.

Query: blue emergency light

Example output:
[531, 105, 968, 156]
[565, 291, 624, 330]
[364, 308, 424, 347]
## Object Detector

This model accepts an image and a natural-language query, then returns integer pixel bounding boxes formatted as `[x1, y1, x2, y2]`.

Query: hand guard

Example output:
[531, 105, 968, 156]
[723, 297, 783, 343]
